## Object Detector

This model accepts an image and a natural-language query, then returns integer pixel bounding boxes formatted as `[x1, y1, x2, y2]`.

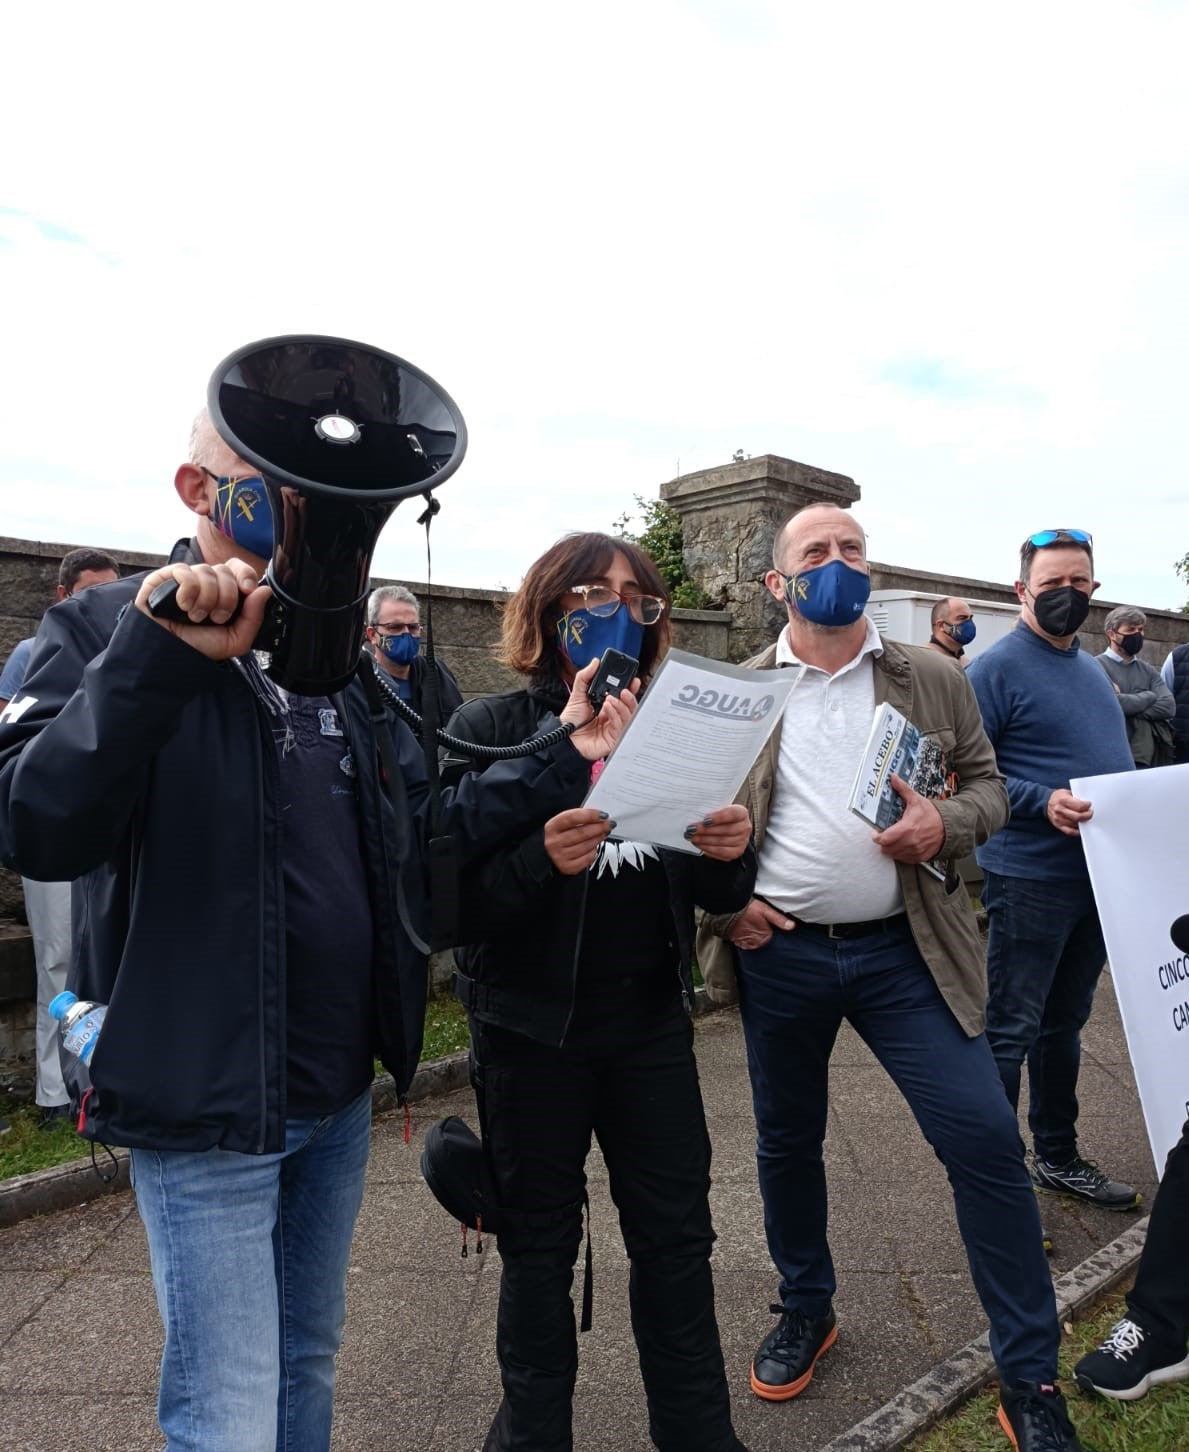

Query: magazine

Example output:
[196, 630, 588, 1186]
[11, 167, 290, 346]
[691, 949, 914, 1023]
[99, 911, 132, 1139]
[848, 703, 954, 880]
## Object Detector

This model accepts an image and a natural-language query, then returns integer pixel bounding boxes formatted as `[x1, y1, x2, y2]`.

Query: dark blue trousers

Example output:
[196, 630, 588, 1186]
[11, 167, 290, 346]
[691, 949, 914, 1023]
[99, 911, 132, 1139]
[982, 869, 1107, 1164]
[736, 917, 1059, 1385]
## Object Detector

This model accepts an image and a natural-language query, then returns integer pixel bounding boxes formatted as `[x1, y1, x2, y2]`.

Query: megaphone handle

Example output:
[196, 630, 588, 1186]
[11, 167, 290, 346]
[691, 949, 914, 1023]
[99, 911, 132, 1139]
[147, 578, 243, 625]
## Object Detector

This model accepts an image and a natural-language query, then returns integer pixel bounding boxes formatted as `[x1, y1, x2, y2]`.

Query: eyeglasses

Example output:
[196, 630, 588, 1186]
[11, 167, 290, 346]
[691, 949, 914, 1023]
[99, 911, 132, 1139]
[372, 623, 422, 638]
[1025, 529, 1093, 549]
[566, 583, 667, 625]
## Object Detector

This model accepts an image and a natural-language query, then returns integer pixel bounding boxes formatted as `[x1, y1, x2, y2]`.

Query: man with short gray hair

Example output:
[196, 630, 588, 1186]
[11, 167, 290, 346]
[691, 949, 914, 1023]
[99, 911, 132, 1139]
[1095, 606, 1175, 768]
[365, 583, 462, 719]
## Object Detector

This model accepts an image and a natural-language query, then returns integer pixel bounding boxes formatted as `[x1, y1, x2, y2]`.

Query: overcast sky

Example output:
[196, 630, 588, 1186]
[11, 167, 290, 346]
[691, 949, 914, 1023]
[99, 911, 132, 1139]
[2, 0, 1187, 609]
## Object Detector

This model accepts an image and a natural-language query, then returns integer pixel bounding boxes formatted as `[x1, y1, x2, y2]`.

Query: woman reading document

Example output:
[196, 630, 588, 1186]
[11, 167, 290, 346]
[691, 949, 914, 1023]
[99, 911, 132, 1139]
[440, 531, 754, 1452]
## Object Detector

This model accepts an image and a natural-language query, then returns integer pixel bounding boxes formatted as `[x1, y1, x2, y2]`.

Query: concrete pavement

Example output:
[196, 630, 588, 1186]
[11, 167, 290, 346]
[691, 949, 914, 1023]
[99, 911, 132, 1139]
[0, 970, 1153, 1451]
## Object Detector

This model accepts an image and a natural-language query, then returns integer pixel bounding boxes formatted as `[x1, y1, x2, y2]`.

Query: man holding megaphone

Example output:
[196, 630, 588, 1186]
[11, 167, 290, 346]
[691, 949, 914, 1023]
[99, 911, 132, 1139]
[0, 341, 635, 1452]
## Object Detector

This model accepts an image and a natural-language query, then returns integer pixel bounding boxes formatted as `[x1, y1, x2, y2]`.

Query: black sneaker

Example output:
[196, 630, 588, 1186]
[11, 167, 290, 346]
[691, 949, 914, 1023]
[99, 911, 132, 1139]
[1030, 1153, 1140, 1210]
[37, 1104, 72, 1130]
[749, 1303, 837, 1401]
[997, 1381, 1082, 1450]
[1074, 1317, 1189, 1401]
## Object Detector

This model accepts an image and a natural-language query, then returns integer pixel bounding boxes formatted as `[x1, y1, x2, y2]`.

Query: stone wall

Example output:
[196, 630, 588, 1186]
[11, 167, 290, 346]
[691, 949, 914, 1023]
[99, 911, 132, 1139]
[0, 536, 733, 700]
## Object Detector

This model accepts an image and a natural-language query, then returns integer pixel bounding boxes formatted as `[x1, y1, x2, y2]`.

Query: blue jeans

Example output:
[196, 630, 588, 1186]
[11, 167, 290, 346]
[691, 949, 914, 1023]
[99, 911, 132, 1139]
[982, 870, 1107, 1164]
[130, 1088, 372, 1452]
[737, 918, 1059, 1385]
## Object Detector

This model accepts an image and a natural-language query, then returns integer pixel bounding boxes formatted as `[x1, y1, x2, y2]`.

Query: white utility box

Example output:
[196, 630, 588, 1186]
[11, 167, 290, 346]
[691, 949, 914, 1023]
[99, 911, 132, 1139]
[865, 590, 1020, 663]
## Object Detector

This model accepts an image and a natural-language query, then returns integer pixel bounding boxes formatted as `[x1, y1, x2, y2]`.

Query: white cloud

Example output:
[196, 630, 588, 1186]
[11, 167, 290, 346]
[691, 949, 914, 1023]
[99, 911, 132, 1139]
[2, 0, 1188, 611]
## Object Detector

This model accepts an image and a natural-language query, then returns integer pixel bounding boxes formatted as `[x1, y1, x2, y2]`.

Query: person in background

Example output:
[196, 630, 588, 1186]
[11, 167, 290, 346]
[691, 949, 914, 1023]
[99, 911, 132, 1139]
[1094, 606, 1176, 768]
[967, 530, 1141, 1232]
[0, 548, 120, 711]
[0, 546, 120, 1133]
[364, 583, 463, 718]
[925, 596, 976, 664]
[440, 531, 754, 1452]
[1158, 636, 1189, 763]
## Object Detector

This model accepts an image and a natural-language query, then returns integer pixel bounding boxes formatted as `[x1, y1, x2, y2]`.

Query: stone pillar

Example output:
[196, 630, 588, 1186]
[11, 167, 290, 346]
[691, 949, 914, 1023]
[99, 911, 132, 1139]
[660, 455, 859, 660]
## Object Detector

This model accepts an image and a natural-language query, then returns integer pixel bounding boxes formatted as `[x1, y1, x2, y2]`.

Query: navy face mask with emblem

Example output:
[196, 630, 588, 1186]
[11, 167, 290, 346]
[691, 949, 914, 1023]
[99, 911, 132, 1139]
[785, 559, 871, 627]
[211, 475, 275, 560]
[947, 619, 977, 646]
[556, 608, 644, 672]
[378, 632, 420, 666]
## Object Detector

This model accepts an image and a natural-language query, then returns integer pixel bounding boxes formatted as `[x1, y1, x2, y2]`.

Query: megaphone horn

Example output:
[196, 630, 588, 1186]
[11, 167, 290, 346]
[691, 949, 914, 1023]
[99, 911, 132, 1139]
[153, 334, 467, 695]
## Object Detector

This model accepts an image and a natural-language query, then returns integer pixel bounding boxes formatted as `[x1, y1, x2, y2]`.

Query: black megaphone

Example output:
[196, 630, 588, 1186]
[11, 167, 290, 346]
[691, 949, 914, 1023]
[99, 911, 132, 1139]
[195, 334, 466, 695]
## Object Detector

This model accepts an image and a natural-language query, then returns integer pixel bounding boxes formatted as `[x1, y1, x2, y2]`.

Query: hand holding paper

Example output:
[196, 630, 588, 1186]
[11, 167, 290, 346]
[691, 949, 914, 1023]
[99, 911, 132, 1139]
[1046, 788, 1093, 837]
[544, 808, 615, 875]
[683, 804, 751, 861]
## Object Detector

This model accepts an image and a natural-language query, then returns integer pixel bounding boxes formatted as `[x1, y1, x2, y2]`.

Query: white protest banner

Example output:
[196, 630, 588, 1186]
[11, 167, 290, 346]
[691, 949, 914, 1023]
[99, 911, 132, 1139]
[1073, 762, 1189, 1176]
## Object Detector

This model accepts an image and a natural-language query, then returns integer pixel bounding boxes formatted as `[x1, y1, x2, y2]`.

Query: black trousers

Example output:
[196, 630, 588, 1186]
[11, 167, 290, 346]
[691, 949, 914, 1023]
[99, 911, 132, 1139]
[470, 990, 743, 1452]
[1129, 1115, 1189, 1353]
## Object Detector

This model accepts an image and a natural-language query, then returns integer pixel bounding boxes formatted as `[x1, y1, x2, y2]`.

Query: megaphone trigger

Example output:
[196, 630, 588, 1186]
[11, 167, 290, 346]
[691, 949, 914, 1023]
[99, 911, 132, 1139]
[147, 578, 216, 625]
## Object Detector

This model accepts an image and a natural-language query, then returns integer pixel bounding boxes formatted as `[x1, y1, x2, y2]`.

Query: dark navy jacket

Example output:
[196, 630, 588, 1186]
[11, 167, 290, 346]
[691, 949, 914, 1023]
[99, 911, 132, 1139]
[0, 571, 589, 1154]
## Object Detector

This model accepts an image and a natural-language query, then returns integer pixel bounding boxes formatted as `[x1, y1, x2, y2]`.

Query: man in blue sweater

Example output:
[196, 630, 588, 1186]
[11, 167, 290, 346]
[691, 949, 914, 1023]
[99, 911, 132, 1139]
[968, 529, 1141, 1221]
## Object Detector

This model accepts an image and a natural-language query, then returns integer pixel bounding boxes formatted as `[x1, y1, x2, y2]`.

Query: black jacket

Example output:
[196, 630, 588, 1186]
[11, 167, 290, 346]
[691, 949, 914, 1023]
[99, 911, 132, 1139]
[440, 681, 757, 1045]
[410, 653, 464, 720]
[0, 567, 589, 1154]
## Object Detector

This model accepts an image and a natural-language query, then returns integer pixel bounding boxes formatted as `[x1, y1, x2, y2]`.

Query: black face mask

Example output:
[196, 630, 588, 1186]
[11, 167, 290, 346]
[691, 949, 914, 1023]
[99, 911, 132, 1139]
[1031, 585, 1091, 637]
[1118, 632, 1144, 657]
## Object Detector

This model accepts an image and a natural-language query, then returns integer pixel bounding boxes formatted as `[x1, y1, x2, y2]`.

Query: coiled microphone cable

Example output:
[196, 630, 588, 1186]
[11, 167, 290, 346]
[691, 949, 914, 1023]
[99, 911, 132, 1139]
[369, 660, 578, 760]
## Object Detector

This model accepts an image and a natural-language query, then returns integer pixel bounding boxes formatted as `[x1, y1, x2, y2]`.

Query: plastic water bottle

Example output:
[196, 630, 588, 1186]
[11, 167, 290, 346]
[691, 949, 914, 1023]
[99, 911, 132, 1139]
[48, 991, 107, 1067]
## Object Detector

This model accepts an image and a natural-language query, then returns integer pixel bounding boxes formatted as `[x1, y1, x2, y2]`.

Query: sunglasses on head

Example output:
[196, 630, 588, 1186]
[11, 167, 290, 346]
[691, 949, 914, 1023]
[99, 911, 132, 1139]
[1025, 529, 1093, 549]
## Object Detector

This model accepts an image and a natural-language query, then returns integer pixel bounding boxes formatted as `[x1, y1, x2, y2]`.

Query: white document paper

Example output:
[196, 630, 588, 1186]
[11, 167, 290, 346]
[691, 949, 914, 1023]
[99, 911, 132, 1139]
[1073, 762, 1189, 1176]
[584, 649, 800, 853]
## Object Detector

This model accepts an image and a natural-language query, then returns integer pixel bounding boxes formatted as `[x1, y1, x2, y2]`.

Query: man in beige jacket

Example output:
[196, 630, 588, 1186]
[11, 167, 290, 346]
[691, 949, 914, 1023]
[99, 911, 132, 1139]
[698, 504, 1081, 1452]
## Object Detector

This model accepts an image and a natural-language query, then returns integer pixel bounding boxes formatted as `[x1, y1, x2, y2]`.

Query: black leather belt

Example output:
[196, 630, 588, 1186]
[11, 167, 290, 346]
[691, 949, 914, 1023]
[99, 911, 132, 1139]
[792, 913, 909, 940]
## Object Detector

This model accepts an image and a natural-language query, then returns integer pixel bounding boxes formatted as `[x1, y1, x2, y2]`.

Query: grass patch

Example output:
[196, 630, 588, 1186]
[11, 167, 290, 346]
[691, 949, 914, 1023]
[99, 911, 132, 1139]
[1, 993, 474, 1183]
[0, 1100, 81, 1180]
[421, 992, 471, 1061]
[908, 1288, 1189, 1451]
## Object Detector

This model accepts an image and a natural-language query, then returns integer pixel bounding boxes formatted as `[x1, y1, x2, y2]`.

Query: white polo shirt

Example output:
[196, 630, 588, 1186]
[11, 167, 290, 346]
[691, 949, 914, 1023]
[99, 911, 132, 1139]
[753, 619, 905, 924]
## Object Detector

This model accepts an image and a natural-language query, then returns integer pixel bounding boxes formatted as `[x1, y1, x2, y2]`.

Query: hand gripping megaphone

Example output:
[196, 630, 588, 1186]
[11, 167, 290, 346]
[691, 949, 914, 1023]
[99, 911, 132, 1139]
[151, 334, 467, 694]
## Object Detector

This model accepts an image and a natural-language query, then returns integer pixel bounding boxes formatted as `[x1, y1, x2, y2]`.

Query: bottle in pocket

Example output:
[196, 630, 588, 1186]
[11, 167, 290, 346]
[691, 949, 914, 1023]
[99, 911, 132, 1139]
[48, 991, 107, 1067]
